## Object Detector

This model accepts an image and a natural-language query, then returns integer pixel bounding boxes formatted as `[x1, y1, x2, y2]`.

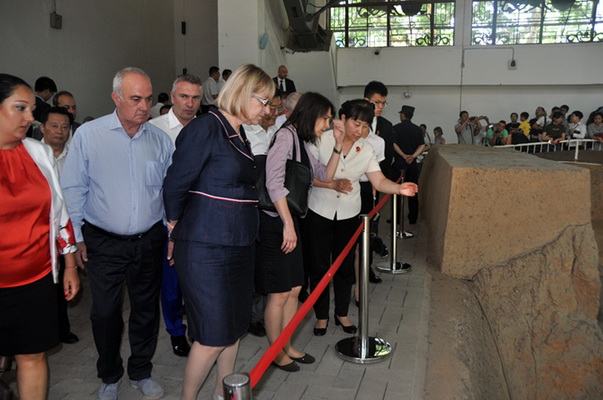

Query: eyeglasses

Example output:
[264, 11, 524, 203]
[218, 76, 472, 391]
[372, 101, 388, 108]
[252, 94, 272, 108]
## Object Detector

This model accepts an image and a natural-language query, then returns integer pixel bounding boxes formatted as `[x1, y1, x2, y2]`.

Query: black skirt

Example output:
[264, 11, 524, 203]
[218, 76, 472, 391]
[255, 212, 304, 294]
[0, 273, 59, 355]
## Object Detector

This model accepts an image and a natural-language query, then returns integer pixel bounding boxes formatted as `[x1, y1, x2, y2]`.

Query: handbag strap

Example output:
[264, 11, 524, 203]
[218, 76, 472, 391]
[268, 125, 310, 169]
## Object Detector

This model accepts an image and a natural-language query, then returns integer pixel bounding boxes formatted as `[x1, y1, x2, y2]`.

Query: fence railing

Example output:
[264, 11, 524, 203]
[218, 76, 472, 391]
[495, 138, 603, 161]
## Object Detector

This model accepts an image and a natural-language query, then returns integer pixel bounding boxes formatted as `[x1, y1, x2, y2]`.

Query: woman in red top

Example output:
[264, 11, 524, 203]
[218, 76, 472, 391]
[0, 74, 79, 399]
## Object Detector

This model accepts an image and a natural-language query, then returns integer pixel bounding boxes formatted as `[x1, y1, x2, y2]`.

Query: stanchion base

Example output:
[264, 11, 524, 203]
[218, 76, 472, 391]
[335, 337, 393, 364]
[396, 230, 414, 239]
[375, 262, 412, 274]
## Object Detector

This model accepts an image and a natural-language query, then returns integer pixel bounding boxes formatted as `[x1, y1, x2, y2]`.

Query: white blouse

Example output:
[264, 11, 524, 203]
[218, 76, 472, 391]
[308, 130, 381, 220]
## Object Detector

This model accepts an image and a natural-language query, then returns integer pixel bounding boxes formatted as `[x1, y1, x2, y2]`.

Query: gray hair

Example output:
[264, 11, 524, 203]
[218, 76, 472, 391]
[285, 92, 302, 111]
[112, 67, 150, 98]
[171, 74, 202, 93]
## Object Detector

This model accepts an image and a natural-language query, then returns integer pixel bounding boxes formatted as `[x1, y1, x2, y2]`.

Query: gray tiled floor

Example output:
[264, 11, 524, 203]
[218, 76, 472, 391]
[2, 207, 430, 400]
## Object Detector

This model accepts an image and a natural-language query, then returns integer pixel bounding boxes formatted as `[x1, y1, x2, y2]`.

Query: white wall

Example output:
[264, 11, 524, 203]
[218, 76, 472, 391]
[0, 0, 175, 120]
[174, 0, 218, 80]
[218, 0, 261, 70]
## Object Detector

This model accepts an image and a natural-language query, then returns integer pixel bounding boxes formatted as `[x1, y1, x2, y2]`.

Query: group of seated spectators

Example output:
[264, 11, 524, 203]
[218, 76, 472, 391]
[453, 105, 603, 147]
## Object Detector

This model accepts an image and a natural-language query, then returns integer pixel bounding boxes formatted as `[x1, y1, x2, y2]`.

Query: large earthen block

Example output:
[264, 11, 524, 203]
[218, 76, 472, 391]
[472, 225, 603, 399]
[420, 145, 591, 279]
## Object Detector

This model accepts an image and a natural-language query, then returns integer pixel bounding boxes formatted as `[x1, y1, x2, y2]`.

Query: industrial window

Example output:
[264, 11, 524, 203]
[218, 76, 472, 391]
[472, 0, 603, 45]
[327, 0, 456, 47]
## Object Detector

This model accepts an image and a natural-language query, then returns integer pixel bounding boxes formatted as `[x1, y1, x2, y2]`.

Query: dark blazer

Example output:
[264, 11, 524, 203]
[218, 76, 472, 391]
[33, 96, 51, 122]
[376, 116, 396, 178]
[163, 107, 259, 246]
[272, 77, 296, 95]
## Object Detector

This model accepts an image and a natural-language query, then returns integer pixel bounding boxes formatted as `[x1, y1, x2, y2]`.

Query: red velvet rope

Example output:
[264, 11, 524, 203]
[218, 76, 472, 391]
[249, 191, 394, 387]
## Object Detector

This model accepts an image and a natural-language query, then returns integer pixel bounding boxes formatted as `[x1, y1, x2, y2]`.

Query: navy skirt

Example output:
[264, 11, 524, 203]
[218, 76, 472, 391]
[173, 240, 254, 346]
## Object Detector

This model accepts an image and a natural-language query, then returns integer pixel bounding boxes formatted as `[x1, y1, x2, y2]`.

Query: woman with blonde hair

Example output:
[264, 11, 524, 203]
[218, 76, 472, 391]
[163, 64, 275, 400]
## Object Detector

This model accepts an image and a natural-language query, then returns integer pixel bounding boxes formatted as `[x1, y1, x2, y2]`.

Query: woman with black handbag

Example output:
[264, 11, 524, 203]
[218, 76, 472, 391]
[256, 92, 344, 372]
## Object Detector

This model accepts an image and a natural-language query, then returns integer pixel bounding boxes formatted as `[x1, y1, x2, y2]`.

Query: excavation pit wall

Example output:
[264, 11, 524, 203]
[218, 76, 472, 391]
[420, 145, 603, 399]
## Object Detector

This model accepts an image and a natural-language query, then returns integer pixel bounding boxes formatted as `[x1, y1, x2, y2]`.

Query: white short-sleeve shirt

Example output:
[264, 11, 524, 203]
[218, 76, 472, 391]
[308, 130, 381, 220]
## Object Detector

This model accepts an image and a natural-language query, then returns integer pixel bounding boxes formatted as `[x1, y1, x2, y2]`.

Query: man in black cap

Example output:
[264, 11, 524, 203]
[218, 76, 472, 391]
[393, 105, 425, 225]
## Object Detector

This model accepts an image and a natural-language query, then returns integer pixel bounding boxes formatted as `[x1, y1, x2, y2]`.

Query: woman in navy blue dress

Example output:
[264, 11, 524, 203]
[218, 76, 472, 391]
[163, 64, 274, 400]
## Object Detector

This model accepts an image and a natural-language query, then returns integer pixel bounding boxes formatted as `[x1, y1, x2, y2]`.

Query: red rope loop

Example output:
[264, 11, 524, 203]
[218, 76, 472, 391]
[249, 190, 395, 387]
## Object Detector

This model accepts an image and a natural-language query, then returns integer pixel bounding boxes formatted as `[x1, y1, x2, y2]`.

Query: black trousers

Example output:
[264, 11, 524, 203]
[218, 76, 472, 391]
[302, 210, 358, 320]
[359, 181, 375, 267]
[56, 256, 71, 337]
[83, 221, 165, 384]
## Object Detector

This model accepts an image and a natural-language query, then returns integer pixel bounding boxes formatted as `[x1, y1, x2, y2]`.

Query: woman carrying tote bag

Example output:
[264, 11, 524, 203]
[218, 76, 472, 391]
[255, 92, 344, 371]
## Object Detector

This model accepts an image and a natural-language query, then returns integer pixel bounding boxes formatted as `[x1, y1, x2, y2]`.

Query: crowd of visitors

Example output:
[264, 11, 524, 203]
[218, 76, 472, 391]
[451, 105, 603, 146]
[4, 62, 602, 400]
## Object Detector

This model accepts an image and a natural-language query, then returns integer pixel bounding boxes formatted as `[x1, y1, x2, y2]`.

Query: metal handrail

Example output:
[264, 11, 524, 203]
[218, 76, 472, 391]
[495, 138, 603, 161]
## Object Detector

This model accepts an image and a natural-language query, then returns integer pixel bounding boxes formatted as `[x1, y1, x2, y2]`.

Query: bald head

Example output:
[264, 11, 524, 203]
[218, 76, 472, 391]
[277, 65, 288, 80]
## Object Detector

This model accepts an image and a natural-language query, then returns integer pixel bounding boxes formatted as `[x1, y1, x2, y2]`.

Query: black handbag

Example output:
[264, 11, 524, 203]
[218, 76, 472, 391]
[255, 128, 311, 216]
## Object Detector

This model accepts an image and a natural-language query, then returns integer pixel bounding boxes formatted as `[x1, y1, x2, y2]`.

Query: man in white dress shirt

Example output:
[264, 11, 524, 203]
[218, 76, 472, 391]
[150, 74, 202, 143]
[201, 66, 220, 113]
[272, 65, 296, 97]
[149, 74, 201, 358]
[243, 93, 281, 156]
[274, 91, 302, 131]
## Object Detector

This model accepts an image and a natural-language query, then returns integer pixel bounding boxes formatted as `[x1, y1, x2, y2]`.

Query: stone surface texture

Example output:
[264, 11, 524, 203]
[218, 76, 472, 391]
[420, 145, 591, 279]
[421, 145, 603, 399]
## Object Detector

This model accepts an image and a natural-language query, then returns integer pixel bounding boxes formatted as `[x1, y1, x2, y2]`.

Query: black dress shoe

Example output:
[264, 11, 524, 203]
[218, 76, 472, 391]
[171, 335, 191, 357]
[313, 320, 328, 336]
[247, 321, 266, 337]
[272, 361, 300, 372]
[289, 353, 315, 364]
[369, 269, 382, 284]
[334, 316, 357, 334]
[60, 332, 79, 344]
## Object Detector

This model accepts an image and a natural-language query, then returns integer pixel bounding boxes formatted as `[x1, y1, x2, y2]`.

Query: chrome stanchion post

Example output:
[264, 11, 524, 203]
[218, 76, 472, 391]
[397, 169, 414, 240]
[376, 194, 411, 274]
[223, 373, 251, 400]
[336, 216, 393, 364]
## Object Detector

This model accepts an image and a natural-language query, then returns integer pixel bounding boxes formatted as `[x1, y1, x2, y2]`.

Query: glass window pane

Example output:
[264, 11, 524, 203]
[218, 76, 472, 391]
[471, 0, 603, 45]
[328, 1, 455, 47]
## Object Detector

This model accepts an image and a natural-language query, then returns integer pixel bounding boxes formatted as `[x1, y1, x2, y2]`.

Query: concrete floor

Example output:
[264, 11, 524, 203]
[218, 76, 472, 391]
[1, 203, 431, 400]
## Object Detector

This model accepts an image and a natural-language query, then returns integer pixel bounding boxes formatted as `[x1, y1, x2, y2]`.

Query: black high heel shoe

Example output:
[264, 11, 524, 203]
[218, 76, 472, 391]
[334, 316, 357, 334]
[313, 320, 329, 336]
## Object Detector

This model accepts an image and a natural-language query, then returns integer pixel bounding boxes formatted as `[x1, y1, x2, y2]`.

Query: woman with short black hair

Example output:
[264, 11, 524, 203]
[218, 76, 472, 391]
[304, 99, 418, 336]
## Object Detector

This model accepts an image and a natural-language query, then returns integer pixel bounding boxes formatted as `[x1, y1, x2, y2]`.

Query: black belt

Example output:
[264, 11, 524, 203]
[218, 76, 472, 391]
[84, 220, 163, 242]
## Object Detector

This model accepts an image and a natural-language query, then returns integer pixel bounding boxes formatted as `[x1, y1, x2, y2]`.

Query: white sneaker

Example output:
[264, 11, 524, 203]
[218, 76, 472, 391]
[97, 382, 119, 400]
[129, 377, 164, 399]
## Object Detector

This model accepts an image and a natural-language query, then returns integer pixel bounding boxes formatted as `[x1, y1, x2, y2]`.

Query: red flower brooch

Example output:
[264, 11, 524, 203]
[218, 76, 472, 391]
[356, 146, 361, 152]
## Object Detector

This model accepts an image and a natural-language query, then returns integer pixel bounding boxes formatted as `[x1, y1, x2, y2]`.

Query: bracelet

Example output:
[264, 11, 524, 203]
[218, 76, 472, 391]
[333, 147, 342, 155]
[65, 266, 78, 270]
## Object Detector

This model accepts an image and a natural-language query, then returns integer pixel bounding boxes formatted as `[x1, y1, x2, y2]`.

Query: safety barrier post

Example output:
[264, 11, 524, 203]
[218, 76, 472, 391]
[397, 194, 414, 240]
[376, 193, 412, 274]
[223, 373, 252, 400]
[335, 215, 393, 364]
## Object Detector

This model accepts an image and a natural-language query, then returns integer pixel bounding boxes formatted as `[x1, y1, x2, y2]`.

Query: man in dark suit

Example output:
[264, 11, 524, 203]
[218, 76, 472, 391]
[364, 81, 396, 180]
[362, 81, 397, 279]
[393, 105, 425, 225]
[273, 65, 296, 97]
[33, 76, 57, 122]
